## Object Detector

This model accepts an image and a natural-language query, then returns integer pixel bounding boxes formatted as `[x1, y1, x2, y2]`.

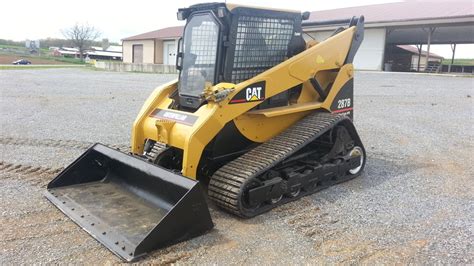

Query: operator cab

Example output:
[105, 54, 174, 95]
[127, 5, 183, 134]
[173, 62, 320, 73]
[176, 3, 307, 109]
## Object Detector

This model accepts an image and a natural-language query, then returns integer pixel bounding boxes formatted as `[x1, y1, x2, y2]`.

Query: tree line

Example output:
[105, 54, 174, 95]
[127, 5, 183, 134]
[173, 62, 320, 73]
[1, 23, 121, 60]
[0, 38, 118, 49]
[1, 23, 118, 49]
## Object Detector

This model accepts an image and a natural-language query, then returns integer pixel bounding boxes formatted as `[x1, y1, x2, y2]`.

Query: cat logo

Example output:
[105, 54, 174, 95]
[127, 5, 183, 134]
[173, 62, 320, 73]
[229, 81, 266, 104]
[246, 87, 263, 101]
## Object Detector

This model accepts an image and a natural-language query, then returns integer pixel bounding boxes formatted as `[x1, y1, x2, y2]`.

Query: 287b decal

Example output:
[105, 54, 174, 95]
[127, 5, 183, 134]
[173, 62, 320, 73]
[337, 98, 351, 109]
[330, 79, 354, 118]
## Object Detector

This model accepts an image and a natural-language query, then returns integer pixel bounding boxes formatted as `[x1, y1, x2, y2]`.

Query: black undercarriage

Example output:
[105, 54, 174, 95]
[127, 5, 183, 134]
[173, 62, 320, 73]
[208, 112, 366, 217]
[245, 125, 363, 209]
[144, 112, 365, 218]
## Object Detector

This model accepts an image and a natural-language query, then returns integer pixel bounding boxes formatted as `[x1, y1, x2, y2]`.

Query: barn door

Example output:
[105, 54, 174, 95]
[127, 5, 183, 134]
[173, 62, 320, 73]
[133, 44, 143, 63]
[163, 41, 176, 65]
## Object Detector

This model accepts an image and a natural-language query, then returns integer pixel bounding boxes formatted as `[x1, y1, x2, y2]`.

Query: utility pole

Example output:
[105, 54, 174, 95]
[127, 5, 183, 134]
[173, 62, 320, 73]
[425, 27, 436, 71]
[449, 43, 456, 73]
[416, 44, 422, 72]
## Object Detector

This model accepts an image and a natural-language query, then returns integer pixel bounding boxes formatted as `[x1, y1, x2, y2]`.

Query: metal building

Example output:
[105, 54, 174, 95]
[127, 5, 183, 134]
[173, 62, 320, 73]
[122, 2, 474, 72]
[304, 1, 474, 70]
[122, 26, 183, 64]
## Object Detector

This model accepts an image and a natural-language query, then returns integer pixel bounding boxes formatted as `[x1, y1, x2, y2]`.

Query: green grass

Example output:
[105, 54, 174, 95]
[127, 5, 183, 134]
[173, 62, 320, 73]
[1, 44, 86, 65]
[49, 56, 85, 64]
[442, 58, 474, 66]
[0, 65, 85, 70]
[0, 51, 86, 65]
[0, 44, 24, 49]
[1, 44, 48, 52]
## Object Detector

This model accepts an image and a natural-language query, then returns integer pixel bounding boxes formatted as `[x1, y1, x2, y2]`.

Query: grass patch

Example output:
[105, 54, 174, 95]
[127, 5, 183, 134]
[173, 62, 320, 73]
[0, 44, 24, 49]
[0, 46, 86, 65]
[0, 44, 48, 53]
[0, 65, 85, 70]
[48, 56, 85, 64]
[0, 51, 86, 65]
[442, 58, 474, 66]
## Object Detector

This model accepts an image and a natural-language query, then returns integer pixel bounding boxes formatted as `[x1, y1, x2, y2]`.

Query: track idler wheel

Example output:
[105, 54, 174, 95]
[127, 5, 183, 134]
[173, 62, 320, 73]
[286, 188, 301, 198]
[348, 146, 364, 175]
[268, 194, 283, 204]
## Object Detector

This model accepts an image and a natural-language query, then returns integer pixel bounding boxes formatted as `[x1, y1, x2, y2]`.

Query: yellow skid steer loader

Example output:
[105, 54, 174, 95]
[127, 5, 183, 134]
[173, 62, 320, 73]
[45, 3, 366, 261]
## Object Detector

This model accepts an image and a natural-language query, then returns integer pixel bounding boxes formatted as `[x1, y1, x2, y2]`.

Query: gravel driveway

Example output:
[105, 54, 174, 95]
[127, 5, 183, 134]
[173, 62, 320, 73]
[1, 68, 473, 264]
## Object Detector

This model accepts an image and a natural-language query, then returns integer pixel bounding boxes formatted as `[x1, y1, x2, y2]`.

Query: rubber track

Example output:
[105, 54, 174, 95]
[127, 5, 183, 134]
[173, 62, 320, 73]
[144, 141, 168, 161]
[208, 112, 347, 217]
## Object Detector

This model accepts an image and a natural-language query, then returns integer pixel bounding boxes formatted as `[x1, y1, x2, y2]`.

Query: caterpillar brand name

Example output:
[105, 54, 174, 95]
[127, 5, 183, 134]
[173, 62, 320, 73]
[246, 86, 263, 101]
[230, 81, 266, 104]
[149, 108, 198, 126]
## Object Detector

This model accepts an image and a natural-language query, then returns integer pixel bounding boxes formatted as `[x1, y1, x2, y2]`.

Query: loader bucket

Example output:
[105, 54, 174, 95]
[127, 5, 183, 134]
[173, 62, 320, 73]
[45, 143, 213, 262]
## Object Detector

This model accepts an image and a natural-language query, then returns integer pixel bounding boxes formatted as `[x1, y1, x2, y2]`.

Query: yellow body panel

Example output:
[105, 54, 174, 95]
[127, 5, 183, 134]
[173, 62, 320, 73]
[131, 26, 357, 179]
[233, 112, 308, 142]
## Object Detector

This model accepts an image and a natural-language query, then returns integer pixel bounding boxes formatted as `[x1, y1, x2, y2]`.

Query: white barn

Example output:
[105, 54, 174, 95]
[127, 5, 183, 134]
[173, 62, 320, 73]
[122, 2, 474, 71]
[303, 1, 473, 70]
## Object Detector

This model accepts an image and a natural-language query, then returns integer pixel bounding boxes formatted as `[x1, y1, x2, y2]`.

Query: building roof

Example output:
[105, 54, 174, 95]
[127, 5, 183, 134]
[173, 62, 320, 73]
[122, 2, 474, 41]
[122, 26, 183, 41]
[397, 45, 444, 59]
[61, 47, 79, 52]
[89, 45, 122, 52]
[306, 1, 474, 25]
[86, 50, 123, 58]
[57, 50, 79, 55]
[107, 45, 122, 52]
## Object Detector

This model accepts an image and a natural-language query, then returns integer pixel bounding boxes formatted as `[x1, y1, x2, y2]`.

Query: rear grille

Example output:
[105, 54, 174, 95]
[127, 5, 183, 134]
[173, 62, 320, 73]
[231, 16, 295, 83]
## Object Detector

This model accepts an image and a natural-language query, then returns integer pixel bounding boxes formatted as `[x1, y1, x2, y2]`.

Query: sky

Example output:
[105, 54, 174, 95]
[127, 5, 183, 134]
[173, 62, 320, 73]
[0, 0, 472, 58]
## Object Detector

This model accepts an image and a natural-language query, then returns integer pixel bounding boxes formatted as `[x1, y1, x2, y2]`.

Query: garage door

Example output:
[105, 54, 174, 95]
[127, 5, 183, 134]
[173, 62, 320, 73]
[133, 45, 143, 64]
[304, 28, 386, 71]
[353, 28, 386, 71]
[163, 41, 176, 65]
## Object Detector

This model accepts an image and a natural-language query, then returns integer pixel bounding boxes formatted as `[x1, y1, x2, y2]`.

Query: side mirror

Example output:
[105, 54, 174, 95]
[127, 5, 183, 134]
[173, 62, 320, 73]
[176, 37, 183, 71]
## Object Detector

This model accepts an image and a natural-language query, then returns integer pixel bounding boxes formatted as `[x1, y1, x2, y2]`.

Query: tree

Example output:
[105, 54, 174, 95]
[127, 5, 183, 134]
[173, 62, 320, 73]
[62, 23, 101, 59]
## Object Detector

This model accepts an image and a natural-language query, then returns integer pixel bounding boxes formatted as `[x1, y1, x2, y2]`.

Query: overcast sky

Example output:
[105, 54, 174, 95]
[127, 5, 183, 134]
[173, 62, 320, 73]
[1, 0, 472, 58]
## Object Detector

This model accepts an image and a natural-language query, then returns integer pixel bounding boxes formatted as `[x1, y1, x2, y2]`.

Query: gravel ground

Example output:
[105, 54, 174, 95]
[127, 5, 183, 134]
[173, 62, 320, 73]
[1, 68, 473, 264]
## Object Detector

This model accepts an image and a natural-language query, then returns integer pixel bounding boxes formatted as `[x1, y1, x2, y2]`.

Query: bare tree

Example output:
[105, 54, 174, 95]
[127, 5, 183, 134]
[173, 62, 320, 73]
[62, 23, 101, 59]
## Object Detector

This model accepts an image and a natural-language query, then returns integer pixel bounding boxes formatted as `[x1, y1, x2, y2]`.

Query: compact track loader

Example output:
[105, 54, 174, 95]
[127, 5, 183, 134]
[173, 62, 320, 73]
[46, 3, 366, 261]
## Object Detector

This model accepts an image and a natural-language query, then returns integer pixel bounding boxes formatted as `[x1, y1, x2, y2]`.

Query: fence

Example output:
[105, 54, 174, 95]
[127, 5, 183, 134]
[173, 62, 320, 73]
[94, 61, 178, 74]
[441, 64, 474, 73]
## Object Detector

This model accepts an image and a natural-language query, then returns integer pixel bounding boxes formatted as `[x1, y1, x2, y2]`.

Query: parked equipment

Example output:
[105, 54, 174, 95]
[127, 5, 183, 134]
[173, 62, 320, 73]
[46, 3, 366, 261]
